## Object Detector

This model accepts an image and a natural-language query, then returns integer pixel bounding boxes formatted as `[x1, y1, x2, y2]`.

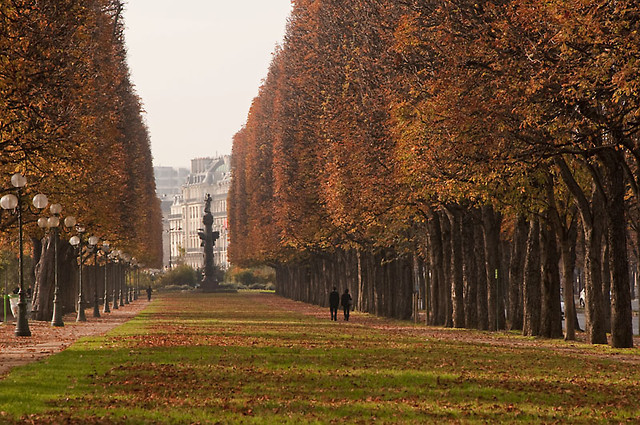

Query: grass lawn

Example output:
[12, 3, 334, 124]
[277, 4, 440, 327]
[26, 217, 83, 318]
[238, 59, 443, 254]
[1, 291, 639, 424]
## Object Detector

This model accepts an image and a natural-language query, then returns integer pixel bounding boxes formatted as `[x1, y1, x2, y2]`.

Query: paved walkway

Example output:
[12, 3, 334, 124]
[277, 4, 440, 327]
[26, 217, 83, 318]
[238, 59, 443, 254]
[0, 300, 148, 377]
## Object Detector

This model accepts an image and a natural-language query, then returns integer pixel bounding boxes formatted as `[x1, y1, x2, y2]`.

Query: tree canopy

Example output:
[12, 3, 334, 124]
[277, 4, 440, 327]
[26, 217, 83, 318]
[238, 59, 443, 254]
[230, 0, 640, 348]
[0, 0, 162, 267]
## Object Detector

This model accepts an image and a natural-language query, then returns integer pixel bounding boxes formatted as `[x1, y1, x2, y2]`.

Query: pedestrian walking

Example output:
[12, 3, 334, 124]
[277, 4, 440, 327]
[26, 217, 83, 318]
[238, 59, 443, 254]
[146, 285, 152, 301]
[329, 287, 339, 321]
[341, 289, 352, 321]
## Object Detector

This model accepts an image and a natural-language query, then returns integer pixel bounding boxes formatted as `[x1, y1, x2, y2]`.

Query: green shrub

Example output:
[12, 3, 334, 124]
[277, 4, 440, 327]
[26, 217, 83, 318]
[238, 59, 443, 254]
[228, 266, 275, 289]
[157, 265, 199, 287]
[235, 270, 256, 286]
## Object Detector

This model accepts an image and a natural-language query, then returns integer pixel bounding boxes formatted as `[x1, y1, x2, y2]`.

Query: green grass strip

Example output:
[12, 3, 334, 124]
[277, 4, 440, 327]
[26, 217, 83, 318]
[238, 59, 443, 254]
[0, 292, 639, 424]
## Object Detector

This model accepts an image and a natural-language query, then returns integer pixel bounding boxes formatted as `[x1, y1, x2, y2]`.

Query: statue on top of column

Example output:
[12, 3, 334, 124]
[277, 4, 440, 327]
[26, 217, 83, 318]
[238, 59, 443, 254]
[199, 194, 220, 292]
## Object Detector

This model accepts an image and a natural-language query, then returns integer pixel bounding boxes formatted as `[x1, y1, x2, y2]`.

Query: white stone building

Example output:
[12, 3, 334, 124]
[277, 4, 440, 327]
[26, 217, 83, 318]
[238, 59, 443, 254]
[153, 166, 189, 268]
[169, 156, 231, 270]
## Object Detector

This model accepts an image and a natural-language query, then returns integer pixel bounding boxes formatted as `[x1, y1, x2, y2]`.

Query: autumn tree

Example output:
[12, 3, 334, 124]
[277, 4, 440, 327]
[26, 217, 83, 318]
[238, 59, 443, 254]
[229, 0, 639, 348]
[0, 0, 162, 321]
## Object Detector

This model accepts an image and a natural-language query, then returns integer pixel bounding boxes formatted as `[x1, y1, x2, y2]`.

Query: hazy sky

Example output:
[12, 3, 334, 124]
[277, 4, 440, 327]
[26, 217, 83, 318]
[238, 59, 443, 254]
[123, 1, 293, 168]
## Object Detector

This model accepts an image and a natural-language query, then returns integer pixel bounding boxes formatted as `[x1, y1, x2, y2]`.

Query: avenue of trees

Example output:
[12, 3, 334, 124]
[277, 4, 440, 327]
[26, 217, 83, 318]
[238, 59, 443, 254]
[229, 0, 640, 348]
[0, 0, 162, 320]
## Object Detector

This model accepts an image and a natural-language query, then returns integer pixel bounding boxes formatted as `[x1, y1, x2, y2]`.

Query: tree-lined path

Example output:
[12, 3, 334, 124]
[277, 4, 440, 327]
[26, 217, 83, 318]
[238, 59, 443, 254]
[1, 291, 640, 423]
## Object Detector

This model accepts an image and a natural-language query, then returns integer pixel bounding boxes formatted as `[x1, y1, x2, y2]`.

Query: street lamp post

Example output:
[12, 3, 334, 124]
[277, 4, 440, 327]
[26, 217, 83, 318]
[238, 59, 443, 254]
[88, 236, 100, 318]
[119, 253, 126, 307]
[132, 258, 139, 300]
[112, 250, 124, 308]
[69, 227, 86, 322]
[102, 242, 111, 314]
[122, 253, 130, 305]
[0, 173, 48, 336]
[125, 269, 131, 305]
[112, 250, 120, 310]
[37, 205, 76, 327]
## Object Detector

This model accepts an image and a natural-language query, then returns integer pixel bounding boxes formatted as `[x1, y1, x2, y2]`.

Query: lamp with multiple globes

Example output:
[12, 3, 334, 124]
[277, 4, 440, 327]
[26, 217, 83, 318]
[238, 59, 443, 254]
[0, 173, 48, 337]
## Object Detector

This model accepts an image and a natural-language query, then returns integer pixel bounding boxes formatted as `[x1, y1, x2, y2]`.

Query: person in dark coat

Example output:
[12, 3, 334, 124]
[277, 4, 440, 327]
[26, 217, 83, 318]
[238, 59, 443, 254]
[341, 289, 352, 321]
[329, 287, 340, 321]
[146, 285, 152, 301]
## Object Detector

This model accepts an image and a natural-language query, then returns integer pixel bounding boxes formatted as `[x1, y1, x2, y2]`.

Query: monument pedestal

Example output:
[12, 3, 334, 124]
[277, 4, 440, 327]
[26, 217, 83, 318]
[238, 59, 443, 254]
[198, 194, 236, 293]
[200, 278, 237, 293]
[200, 277, 219, 293]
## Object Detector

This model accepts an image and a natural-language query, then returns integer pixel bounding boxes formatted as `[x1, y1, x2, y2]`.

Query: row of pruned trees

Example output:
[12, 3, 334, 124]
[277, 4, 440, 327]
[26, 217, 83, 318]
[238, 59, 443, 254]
[229, 0, 640, 347]
[0, 0, 162, 320]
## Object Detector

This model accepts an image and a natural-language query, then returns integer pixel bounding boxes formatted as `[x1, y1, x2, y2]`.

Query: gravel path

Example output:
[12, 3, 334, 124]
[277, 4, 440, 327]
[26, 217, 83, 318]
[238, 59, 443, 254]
[0, 299, 148, 378]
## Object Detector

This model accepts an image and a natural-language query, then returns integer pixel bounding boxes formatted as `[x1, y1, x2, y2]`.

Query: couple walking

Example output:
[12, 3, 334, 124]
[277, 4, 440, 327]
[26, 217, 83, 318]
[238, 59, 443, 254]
[329, 287, 352, 321]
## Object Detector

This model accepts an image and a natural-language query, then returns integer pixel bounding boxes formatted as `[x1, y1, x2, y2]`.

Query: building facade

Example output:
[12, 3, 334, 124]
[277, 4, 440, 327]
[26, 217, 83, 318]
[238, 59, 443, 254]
[154, 166, 189, 269]
[169, 156, 231, 270]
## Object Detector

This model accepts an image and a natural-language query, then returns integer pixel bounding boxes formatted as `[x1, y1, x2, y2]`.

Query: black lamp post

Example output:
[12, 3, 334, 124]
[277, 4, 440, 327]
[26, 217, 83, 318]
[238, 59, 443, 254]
[102, 242, 111, 314]
[69, 227, 86, 322]
[37, 204, 76, 327]
[88, 236, 100, 318]
[116, 250, 125, 307]
[122, 253, 131, 305]
[132, 258, 139, 300]
[0, 173, 48, 337]
[111, 249, 120, 310]
[138, 263, 145, 299]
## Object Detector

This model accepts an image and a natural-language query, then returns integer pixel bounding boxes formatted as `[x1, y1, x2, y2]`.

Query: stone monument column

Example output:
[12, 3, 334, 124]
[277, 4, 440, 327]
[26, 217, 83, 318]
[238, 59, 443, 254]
[200, 194, 220, 292]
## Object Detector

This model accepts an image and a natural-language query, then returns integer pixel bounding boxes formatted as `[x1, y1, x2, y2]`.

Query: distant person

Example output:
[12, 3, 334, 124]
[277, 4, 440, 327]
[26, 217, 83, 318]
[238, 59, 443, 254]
[146, 285, 152, 301]
[341, 289, 352, 321]
[329, 287, 340, 321]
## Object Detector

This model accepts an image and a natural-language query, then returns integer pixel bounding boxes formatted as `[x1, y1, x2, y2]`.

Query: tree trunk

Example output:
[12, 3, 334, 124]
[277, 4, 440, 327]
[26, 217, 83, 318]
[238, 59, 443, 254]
[374, 251, 384, 317]
[32, 236, 53, 321]
[601, 242, 612, 332]
[568, 220, 581, 333]
[365, 251, 376, 314]
[357, 250, 367, 312]
[462, 209, 478, 329]
[396, 255, 413, 320]
[345, 250, 359, 310]
[601, 149, 633, 347]
[501, 238, 511, 327]
[445, 207, 465, 328]
[440, 211, 453, 327]
[383, 250, 394, 318]
[558, 219, 578, 340]
[33, 236, 76, 320]
[508, 215, 527, 331]
[540, 215, 563, 338]
[483, 205, 504, 330]
[427, 210, 445, 326]
[583, 212, 608, 344]
[554, 156, 607, 344]
[523, 218, 541, 337]
[637, 239, 640, 338]
[475, 220, 489, 330]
